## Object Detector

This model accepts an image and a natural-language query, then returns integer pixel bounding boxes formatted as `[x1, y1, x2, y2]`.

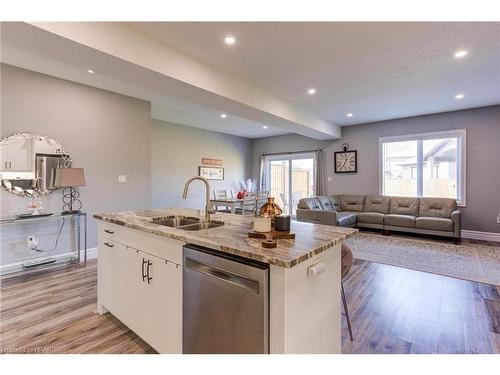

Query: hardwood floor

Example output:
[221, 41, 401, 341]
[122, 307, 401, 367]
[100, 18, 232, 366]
[1, 258, 498, 354]
[0, 260, 154, 354]
[341, 259, 500, 354]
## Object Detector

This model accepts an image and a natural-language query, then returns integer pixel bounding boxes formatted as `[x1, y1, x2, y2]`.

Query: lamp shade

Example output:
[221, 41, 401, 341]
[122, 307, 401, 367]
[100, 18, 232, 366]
[54, 168, 86, 188]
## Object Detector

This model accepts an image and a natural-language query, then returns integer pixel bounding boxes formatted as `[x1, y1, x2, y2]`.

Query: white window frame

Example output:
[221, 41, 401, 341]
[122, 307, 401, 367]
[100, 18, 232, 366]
[263, 152, 317, 216]
[378, 129, 466, 206]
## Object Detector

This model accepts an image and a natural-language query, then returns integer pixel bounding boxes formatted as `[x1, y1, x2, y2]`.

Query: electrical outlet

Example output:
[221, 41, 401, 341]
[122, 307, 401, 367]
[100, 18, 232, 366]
[118, 175, 127, 183]
[27, 235, 38, 251]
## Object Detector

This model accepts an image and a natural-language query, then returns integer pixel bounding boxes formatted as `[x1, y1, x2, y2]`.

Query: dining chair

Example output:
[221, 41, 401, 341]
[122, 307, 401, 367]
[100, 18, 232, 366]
[213, 190, 231, 213]
[236, 192, 257, 215]
[256, 191, 269, 211]
[279, 192, 289, 214]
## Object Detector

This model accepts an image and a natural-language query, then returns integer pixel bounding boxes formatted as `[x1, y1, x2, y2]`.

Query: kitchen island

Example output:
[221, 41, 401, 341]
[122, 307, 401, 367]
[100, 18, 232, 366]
[94, 208, 357, 354]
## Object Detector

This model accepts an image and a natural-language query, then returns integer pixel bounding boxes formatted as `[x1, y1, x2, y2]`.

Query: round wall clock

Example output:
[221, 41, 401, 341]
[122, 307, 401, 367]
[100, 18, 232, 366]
[334, 144, 357, 173]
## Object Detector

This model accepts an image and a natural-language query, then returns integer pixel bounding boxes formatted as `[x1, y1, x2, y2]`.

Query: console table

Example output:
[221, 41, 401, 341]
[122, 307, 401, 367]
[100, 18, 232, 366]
[0, 212, 87, 274]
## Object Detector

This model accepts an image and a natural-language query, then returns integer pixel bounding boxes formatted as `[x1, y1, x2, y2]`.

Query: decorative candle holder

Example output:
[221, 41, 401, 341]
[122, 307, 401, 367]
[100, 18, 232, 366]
[274, 215, 291, 232]
[259, 197, 283, 226]
[253, 216, 272, 233]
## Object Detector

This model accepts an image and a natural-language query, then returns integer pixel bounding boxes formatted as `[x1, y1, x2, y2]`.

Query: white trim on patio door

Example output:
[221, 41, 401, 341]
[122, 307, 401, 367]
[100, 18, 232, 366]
[263, 152, 316, 216]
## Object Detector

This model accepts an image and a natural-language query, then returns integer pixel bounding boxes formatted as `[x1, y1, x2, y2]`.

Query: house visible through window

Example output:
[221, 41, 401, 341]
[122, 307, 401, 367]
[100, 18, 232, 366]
[379, 130, 466, 205]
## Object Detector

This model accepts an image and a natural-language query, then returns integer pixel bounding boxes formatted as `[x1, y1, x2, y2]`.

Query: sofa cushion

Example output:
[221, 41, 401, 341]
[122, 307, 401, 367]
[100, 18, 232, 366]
[339, 195, 365, 212]
[297, 197, 323, 210]
[327, 196, 341, 211]
[390, 197, 419, 216]
[416, 217, 454, 231]
[384, 214, 416, 228]
[336, 211, 358, 226]
[316, 196, 336, 211]
[419, 198, 457, 219]
[357, 212, 385, 225]
[364, 195, 391, 214]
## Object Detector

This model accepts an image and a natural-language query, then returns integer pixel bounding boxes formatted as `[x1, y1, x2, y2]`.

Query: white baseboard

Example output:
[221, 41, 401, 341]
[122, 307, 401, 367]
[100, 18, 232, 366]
[461, 230, 500, 242]
[86, 247, 98, 260]
[1, 247, 98, 275]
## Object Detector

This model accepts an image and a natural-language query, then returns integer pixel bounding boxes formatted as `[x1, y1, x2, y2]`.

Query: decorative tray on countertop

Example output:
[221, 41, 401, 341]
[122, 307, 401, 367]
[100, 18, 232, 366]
[248, 230, 296, 249]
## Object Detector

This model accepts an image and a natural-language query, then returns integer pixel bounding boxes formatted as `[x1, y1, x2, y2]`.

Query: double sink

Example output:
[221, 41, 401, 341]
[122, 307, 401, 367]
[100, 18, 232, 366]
[151, 215, 224, 231]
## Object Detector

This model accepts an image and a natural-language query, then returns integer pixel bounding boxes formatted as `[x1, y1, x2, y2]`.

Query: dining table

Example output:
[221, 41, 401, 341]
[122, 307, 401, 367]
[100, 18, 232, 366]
[210, 197, 244, 214]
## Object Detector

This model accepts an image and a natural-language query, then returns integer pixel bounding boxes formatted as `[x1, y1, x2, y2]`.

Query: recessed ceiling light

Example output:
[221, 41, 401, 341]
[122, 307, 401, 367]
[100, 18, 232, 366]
[455, 93, 465, 100]
[224, 35, 236, 45]
[307, 88, 316, 95]
[454, 50, 468, 59]
[87, 69, 95, 74]
[262, 125, 268, 129]
[220, 113, 227, 118]
[346, 113, 353, 117]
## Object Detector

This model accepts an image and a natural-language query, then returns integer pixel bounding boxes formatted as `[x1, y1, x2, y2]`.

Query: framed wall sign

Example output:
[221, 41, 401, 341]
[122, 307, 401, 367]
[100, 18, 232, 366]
[201, 158, 222, 166]
[199, 166, 224, 180]
[334, 143, 358, 173]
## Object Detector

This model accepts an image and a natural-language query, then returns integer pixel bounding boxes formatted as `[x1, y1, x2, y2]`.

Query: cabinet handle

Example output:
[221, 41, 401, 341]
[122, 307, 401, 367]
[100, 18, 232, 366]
[142, 258, 147, 282]
[104, 229, 114, 234]
[104, 242, 114, 248]
[147, 260, 152, 284]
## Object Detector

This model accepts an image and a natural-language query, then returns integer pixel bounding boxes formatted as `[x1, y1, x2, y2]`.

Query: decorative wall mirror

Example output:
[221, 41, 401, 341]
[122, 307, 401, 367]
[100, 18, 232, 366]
[0, 133, 71, 196]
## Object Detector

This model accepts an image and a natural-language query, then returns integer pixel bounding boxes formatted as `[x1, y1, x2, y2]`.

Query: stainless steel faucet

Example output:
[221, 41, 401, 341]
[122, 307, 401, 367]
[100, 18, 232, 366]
[182, 176, 215, 221]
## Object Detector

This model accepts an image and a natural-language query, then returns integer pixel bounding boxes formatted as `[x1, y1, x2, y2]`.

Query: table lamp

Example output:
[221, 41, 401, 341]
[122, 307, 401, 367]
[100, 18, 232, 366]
[54, 167, 86, 214]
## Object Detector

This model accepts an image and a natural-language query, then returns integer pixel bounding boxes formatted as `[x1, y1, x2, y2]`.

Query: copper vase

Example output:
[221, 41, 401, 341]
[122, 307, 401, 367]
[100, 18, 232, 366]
[259, 197, 282, 225]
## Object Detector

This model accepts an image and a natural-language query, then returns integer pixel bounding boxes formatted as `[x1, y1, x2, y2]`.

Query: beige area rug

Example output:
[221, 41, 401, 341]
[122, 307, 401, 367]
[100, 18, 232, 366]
[346, 232, 500, 286]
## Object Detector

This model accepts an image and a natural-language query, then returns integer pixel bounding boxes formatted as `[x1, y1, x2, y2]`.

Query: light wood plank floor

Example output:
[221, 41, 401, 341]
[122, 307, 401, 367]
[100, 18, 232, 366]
[1, 257, 498, 354]
[341, 259, 500, 353]
[0, 261, 154, 354]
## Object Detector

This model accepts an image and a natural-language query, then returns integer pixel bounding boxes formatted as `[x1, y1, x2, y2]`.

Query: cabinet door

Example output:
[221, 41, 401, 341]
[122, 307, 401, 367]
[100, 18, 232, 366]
[1, 143, 8, 171]
[97, 238, 118, 312]
[113, 246, 148, 336]
[8, 138, 32, 171]
[146, 254, 182, 354]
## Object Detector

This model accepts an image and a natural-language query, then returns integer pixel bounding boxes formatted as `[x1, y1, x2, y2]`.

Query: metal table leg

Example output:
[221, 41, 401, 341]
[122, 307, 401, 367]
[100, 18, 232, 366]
[84, 213, 87, 264]
[77, 213, 81, 264]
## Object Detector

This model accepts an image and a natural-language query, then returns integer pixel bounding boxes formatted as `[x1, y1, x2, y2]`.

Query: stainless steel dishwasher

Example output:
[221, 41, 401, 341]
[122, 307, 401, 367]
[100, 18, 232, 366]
[183, 244, 269, 354]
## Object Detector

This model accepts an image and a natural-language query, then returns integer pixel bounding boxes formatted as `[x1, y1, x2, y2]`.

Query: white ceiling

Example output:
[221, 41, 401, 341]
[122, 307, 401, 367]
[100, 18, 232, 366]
[131, 22, 500, 126]
[2, 22, 499, 140]
[0, 22, 308, 139]
[2, 44, 289, 138]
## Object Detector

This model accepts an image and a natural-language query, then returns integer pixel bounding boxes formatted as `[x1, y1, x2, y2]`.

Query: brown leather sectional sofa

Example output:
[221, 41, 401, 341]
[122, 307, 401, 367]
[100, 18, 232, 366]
[297, 195, 461, 242]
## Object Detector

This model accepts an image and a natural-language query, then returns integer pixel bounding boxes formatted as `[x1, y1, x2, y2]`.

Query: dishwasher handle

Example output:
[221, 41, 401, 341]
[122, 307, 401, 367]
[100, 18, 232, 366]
[185, 258, 260, 294]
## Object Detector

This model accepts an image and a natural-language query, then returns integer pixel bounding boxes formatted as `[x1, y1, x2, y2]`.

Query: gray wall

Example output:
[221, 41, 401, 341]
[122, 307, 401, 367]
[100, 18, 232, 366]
[151, 119, 253, 210]
[252, 106, 500, 233]
[1, 64, 152, 266]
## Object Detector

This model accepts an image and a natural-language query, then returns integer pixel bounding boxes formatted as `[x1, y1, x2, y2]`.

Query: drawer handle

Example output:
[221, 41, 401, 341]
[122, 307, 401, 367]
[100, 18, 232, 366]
[104, 229, 114, 234]
[104, 242, 114, 248]
[147, 260, 152, 284]
[142, 258, 147, 282]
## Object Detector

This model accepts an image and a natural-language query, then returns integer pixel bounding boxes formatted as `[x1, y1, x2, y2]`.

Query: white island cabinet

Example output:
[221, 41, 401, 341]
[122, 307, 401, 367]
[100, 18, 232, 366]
[97, 222, 183, 354]
[95, 208, 357, 354]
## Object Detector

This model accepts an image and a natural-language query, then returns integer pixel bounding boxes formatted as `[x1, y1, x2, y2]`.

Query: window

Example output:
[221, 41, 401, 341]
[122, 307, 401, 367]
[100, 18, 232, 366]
[379, 129, 466, 205]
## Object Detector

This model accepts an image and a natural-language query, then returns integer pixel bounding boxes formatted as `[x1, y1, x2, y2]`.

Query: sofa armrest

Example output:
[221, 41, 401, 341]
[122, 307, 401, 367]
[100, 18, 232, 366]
[296, 209, 338, 226]
[451, 210, 461, 239]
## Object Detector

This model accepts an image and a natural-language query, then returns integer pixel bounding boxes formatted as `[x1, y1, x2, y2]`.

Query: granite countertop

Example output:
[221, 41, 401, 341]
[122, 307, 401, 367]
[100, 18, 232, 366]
[93, 208, 358, 268]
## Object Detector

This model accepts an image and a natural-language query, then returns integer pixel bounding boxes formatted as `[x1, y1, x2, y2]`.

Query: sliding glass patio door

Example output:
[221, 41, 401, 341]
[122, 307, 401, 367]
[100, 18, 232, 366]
[264, 153, 315, 216]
